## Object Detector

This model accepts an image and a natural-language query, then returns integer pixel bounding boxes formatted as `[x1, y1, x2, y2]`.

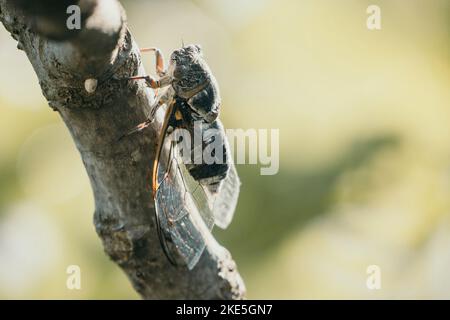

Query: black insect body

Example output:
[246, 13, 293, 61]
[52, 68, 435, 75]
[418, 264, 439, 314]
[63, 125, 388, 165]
[126, 45, 240, 269]
[168, 100, 228, 184]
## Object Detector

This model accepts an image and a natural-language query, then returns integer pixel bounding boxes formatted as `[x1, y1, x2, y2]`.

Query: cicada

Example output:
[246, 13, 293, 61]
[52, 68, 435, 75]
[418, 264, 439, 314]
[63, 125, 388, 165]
[124, 44, 240, 269]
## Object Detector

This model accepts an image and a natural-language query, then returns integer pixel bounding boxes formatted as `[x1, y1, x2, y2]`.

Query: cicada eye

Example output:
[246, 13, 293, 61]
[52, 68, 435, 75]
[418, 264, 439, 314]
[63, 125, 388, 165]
[173, 64, 187, 79]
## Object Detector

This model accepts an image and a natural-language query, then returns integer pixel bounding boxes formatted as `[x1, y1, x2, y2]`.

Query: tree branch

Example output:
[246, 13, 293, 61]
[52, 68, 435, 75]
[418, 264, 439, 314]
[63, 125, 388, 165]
[0, 0, 245, 299]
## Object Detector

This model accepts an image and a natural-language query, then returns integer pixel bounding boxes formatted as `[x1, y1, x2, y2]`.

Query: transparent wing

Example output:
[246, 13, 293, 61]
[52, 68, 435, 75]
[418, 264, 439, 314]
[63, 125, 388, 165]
[154, 120, 240, 269]
[202, 120, 241, 229]
[155, 135, 214, 269]
[210, 160, 240, 229]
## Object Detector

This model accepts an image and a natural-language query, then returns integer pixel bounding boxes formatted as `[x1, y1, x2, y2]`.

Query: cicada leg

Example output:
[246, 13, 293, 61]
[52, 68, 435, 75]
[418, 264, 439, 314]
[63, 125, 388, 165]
[140, 47, 166, 77]
[140, 47, 172, 97]
[117, 97, 164, 141]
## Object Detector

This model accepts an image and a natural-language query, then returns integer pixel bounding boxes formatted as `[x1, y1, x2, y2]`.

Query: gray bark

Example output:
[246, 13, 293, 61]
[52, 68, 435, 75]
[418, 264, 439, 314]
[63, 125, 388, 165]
[0, 0, 245, 299]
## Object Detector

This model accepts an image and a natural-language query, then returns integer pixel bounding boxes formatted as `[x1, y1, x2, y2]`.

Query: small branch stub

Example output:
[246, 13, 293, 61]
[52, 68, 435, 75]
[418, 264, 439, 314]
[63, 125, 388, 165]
[84, 78, 98, 93]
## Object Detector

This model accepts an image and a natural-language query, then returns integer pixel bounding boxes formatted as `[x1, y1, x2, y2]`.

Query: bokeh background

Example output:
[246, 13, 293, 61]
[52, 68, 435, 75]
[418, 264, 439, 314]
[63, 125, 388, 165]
[1, 0, 450, 299]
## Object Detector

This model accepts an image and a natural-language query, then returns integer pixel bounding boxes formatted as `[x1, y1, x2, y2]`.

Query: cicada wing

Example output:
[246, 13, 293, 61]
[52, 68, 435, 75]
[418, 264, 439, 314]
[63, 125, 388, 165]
[210, 160, 240, 229]
[154, 117, 240, 269]
[154, 134, 214, 269]
[178, 159, 215, 230]
[196, 120, 240, 229]
[203, 122, 240, 229]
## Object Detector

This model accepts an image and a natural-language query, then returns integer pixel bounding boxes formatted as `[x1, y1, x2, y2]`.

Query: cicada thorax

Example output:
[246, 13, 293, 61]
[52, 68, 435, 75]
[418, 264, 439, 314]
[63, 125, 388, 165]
[172, 56, 221, 124]
[169, 99, 229, 193]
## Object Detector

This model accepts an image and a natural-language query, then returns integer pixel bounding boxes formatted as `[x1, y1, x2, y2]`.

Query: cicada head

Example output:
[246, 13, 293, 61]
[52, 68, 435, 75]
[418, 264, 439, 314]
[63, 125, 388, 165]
[171, 44, 202, 63]
[169, 44, 203, 79]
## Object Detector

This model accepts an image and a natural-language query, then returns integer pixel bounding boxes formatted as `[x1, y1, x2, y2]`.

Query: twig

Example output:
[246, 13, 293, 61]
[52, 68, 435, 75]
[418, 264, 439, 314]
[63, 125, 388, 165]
[0, 0, 245, 299]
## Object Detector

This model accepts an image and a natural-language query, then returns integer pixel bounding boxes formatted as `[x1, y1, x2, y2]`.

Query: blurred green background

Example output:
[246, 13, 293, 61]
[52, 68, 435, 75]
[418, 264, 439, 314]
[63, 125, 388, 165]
[1, 0, 450, 299]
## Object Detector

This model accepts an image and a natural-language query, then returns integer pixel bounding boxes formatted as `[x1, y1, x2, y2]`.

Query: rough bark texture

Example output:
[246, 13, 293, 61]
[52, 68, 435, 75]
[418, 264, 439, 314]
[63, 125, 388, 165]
[0, 0, 245, 299]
